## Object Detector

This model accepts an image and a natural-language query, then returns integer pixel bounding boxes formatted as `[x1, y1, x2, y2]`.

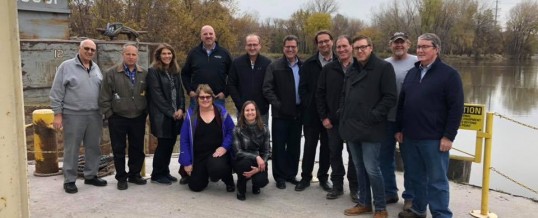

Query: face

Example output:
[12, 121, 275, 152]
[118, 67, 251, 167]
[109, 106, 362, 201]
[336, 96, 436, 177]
[283, 40, 298, 61]
[390, 38, 410, 59]
[352, 39, 373, 64]
[122, 45, 138, 67]
[245, 35, 261, 57]
[200, 26, 216, 47]
[160, 48, 173, 66]
[336, 38, 352, 62]
[78, 40, 96, 63]
[316, 34, 333, 56]
[197, 91, 213, 108]
[416, 39, 438, 66]
[243, 103, 257, 123]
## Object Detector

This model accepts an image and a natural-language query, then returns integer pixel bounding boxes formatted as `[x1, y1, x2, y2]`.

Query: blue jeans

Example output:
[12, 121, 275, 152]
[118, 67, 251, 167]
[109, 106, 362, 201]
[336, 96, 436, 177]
[379, 122, 398, 198]
[348, 141, 386, 211]
[403, 139, 452, 218]
[189, 97, 225, 109]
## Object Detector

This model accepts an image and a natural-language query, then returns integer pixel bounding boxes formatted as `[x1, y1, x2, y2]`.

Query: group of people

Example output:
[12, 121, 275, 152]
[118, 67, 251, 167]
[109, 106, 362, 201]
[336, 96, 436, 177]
[50, 24, 464, 218]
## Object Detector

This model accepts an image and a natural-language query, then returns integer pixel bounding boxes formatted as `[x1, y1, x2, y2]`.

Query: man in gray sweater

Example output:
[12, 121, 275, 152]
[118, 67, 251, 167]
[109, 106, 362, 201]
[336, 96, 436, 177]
[50, 39, 107, 194]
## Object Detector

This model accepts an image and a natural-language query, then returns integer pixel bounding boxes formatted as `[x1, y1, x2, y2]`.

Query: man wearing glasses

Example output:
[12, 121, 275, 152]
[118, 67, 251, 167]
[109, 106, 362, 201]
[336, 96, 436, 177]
[263, 35, 303, 189]
[382, 32, 418, 209]
[295, 30, 335, 193]
[396, 33, 463, 218]
[340, 35, 396, 218]
[50, 39, 107, 194]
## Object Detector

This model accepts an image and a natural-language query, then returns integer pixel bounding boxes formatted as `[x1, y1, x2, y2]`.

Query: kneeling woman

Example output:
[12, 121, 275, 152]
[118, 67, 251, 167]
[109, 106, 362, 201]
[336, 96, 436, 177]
[179, 84, 235, 192]
[233, 101, 270, 200]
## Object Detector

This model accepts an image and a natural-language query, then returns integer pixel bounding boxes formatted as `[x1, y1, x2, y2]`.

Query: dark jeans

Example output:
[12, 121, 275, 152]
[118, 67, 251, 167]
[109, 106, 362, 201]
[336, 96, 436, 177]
[151, 137, 177, 180]
[327, 126, 357, 192]
[234, 157, 269, 194]
[300, 121, 329, 182]
[379, 121, 398, 197]
[271, 117, 302, 182]
[188, 154, 234, 192]
[108, 114, 146, 181]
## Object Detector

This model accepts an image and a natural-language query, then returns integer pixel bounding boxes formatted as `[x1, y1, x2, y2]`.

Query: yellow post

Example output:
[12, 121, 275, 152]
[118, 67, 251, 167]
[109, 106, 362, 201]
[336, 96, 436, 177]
[471, 112, 497, 218]
[32, 109, 61, 176]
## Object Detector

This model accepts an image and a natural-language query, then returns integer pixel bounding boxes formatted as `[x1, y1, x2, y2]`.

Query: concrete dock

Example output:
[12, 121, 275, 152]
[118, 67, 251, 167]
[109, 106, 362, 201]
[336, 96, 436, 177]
[28, 156, 538, 217]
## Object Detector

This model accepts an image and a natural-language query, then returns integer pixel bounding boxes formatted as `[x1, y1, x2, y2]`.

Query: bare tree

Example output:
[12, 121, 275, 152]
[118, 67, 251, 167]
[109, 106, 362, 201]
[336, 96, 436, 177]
[305, 0, 339, 14]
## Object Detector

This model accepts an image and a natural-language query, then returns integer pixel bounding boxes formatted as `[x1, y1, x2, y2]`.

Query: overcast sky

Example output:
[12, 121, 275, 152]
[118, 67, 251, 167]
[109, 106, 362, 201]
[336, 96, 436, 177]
[235, 0, 524, 26]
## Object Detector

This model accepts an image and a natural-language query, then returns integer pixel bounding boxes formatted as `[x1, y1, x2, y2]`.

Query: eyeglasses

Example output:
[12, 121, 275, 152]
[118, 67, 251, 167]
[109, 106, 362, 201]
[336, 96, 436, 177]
[417, 45, 435, 51]
[317, 40, 331, 45]
[284, 46, 297, 50]
[198, 95, 212, 100]
[83, 47, 96, 52]
[353, 45, 370, 51]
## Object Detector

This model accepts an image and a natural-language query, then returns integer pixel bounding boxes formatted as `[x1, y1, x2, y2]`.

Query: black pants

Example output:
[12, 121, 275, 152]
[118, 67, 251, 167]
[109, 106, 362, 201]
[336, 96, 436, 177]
[327, 125, 357, 191]
[300, 121, 330, 182]
[151, 136, 177, 180]
[234, 157, 269, 194]
[271, 117, 302, 182]
[108, 114, 146, 181]
[188, 154, 234, 192]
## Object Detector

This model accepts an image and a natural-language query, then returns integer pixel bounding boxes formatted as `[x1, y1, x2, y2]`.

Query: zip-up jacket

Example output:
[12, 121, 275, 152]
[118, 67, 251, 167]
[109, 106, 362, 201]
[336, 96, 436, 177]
[262, 56, 303, 119]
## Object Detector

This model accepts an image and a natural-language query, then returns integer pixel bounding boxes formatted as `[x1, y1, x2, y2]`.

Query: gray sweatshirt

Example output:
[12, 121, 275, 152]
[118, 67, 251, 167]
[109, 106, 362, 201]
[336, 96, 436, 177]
[49, 55, 102, 115]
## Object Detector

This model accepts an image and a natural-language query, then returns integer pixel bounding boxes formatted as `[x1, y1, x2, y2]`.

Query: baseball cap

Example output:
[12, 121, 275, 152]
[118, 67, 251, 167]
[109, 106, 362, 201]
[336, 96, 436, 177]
[390, 32, 408, 42]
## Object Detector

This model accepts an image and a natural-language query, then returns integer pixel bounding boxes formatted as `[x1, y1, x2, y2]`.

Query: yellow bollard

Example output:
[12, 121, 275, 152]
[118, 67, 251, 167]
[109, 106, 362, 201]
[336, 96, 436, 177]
[32, 109, 61, 176]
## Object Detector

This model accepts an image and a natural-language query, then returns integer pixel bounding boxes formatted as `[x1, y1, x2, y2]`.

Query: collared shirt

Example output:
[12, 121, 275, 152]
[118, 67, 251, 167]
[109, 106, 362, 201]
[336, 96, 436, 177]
[123, 64, 137, 85]
[318, 52, 333, 67]
[341, 58, 354, 74]
[288, 57, 301, 105]
[419, 62, 433, 82]
[203, 43, 216, 56]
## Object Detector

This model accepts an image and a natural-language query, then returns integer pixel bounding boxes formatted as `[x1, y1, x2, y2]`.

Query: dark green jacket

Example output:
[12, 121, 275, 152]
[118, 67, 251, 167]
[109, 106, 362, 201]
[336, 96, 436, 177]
[99, 64, 148, 119]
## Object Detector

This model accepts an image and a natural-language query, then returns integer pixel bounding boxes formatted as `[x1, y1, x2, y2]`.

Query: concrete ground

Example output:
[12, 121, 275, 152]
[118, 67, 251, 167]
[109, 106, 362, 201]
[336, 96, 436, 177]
[28, 156, 538, 218]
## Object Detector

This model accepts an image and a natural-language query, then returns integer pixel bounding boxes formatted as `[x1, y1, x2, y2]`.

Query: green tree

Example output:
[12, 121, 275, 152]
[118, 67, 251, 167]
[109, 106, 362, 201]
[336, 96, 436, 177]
[305, 13, 332, 53]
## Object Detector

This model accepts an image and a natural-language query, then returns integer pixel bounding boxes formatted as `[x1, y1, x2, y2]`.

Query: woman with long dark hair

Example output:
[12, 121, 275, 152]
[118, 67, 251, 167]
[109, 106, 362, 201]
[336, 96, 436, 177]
[232, 101, 270, 200]
[147, 43, 185, 185]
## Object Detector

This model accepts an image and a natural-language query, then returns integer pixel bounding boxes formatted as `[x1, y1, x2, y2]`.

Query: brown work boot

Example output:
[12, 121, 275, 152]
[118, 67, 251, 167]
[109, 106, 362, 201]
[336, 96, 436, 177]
[373, 210, 388, 218]
[344, 204, 373, 216]
[403, 199, 413, 210]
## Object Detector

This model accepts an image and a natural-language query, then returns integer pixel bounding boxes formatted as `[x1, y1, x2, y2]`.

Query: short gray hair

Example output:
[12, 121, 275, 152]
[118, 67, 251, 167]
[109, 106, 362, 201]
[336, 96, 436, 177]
[418, 33, 441, 52]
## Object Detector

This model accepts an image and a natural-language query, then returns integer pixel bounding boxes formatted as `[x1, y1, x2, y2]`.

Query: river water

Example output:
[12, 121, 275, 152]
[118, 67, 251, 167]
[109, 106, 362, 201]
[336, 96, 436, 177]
[448, 58, 538, 200]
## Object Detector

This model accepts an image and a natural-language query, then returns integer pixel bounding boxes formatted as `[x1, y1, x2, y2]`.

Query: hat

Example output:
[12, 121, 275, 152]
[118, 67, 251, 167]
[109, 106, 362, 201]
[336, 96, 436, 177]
[390, 32, 408, 42]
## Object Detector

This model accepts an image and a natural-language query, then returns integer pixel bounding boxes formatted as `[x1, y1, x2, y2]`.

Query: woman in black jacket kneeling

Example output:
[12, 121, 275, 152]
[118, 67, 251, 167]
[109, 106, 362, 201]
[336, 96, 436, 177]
[232, 101, 270, 200]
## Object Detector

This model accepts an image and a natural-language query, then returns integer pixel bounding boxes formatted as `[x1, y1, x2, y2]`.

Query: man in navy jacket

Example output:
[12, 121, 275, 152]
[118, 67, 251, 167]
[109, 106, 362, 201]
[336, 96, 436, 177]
[396, 33, 464, 218]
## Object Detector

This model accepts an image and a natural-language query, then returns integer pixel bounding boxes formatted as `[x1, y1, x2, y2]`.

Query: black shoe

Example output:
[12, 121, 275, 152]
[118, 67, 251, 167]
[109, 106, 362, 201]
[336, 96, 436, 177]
[151, 177, 172, 185]
[319, 180, 333, 192]
[226, 184, 235, 192]
[286, 178, 300, 185]
[84, 177, 107, 187]
[179, 177, 189, 185]
[128, 176, 147, 185]
[63, 182, 78, 194]
[276, 181, 286, 189]
[326, 189, 343, 199]
[294, 180, 310, 191]
[117, 181, 128, 190]
[386, 195, 399, 204]
[252, 185, 261, 194]
[237, 192, 246, 201]
[166, 174, 178, 182]
[350, 191, 360, 203]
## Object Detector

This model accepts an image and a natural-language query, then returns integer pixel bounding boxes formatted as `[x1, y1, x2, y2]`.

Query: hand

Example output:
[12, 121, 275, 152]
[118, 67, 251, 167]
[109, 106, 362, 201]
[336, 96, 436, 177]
[212, 147, 227, 157]
[322, 118, 333, 129]
[256, 156, 266, 172]
[184, 165, 193, 176]
[53, 114, 63, 130]
[173, 109, 184, 120]
[216, 92, 225, 99]
[395, 132, 403, 144]
[440, 137, 453, 152]
[189, 91, 197, 98]
[243, 166, 259, 179]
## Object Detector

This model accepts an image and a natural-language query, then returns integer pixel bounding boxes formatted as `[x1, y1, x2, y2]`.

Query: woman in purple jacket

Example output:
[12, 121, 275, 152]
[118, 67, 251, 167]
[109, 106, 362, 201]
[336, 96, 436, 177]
[179, 84, 235, 192]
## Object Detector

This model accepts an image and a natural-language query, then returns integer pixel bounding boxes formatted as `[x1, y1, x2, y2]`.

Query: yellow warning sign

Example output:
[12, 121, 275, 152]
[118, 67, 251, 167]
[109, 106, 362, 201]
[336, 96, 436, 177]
[460, 104, 485, 131]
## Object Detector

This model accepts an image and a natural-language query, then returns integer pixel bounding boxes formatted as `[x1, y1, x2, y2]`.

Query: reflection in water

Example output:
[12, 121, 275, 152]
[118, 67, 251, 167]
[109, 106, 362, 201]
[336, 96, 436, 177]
[449, 60, 538, 200]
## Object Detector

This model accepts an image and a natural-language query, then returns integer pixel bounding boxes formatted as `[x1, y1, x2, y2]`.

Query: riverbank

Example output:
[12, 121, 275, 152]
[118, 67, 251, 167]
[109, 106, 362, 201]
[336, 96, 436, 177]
[28, 156, 538, 217]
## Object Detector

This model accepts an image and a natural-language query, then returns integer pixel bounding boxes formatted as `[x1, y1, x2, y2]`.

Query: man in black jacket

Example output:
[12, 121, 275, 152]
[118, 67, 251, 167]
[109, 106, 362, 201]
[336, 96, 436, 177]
[182, 25, 232, 108]
[228, 33, 272, 124]
[295, 30, 335, 192]
[263, 35, 302, 189]
[341, 35, 396, 218]
[316, 35, 358, 201]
